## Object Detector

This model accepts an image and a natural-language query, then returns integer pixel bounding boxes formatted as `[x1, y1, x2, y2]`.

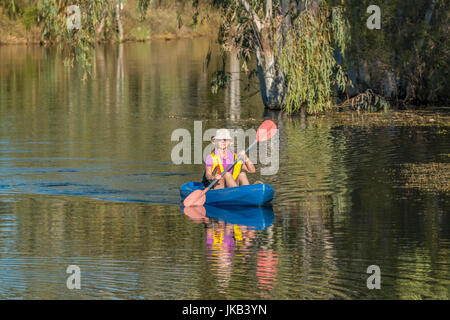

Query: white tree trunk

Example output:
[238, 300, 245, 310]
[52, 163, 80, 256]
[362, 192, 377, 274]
[255, 46, 286, 108]
[115, 0, 124, 42]
[239, 0, 286, 108]
[265, 0, 272, 19]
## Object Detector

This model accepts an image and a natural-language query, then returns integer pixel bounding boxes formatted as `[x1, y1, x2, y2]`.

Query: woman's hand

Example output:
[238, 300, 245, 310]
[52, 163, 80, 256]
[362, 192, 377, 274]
[238, 150, 248, 161]
[214, 174, 222, 181]
[239, 150, 256, 173]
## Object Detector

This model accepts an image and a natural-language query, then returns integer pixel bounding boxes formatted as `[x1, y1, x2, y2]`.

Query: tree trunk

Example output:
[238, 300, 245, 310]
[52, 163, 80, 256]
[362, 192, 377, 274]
[383, 70, 398, 99]
[254, 0, 322, 110]
[417, 0, 437, 50]
[115, 0, 124, 42]
[96, 15, 106, 39]
[255, 45, 286, 109]
[238, 0, 286, 108]
[254, 0, 286, 109]
[281, 0, 291, 35]
[266, 0, 272, 19]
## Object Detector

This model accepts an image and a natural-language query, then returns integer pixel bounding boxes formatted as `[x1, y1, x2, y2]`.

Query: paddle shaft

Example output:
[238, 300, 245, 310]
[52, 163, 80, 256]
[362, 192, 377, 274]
[205, 140, 257, 191]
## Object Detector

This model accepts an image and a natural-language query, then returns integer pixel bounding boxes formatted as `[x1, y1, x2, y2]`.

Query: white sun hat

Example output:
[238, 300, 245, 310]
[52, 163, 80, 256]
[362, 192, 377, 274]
[213, 128, 232, 140]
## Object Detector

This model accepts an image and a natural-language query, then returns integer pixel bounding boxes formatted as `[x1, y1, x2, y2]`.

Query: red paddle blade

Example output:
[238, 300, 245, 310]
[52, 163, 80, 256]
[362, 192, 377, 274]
[183, 189, 206, 207]
[183, 206, 208, 223]
[256, 120, 278, 142]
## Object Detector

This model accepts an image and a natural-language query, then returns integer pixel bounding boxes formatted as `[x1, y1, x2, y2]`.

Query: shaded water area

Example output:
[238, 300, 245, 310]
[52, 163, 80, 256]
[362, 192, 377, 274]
[0, 40, 449, 299]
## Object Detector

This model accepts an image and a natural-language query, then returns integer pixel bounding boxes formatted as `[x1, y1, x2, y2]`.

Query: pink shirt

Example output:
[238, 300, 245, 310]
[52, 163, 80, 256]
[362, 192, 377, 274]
[205, 149, 236, 173]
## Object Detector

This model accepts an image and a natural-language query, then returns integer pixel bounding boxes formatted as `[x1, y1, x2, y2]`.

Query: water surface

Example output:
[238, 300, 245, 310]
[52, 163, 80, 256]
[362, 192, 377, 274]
[0, 40, 449, 299]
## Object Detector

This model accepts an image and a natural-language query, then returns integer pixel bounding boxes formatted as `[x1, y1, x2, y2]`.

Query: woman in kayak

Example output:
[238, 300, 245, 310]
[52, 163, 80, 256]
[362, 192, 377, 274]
[203, 128, 255, 189]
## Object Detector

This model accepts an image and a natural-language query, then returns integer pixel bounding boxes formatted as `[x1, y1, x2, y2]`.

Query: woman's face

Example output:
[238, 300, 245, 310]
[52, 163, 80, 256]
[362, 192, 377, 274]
[216, 139, 231, 149]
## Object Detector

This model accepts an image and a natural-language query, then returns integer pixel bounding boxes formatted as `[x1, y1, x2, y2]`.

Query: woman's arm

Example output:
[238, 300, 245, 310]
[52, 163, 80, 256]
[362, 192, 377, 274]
[238, 151, 256, 173]
[243, 158, 256, 173]
[206, 166, 222, 181]
[205, 166, 214, 180]
[205, 155, 220, 180]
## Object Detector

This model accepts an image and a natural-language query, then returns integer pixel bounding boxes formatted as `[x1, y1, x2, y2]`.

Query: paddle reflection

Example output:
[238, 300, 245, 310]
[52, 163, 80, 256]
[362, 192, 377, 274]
[256, 223, 278, 296]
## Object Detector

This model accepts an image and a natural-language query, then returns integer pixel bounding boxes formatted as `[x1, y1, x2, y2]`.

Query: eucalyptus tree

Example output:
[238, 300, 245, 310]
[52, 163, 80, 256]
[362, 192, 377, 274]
[200, 0, 350, 114]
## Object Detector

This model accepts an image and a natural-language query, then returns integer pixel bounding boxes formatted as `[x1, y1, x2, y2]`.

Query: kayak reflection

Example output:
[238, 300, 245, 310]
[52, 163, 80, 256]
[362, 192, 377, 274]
[182, 205, 274, 230]
[182, 205, 278, 295]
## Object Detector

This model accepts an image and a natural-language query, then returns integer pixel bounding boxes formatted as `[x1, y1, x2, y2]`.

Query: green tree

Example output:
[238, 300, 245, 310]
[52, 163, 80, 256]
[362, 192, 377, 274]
[0, 0, 24, 18]
[138, 0, 351, 114]
[342, 0, 449, 105]
[216, 0, 349, 114]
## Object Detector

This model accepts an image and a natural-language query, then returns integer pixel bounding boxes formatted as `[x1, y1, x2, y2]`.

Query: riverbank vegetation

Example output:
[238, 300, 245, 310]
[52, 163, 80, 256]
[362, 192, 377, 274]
[0, 0, 219, 78]
[0, 0, 448, 114]
[0, 0, 219, 43]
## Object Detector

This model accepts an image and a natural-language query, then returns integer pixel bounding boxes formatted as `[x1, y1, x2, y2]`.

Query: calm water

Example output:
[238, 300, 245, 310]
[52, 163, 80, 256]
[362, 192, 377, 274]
[0, 40, 449, 299]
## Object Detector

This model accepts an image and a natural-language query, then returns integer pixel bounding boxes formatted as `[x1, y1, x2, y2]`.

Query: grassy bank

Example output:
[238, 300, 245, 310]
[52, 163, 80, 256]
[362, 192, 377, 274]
[0, 0, 220, 44]
[121, 0, 220, 41]
[0, 8, 41, 43]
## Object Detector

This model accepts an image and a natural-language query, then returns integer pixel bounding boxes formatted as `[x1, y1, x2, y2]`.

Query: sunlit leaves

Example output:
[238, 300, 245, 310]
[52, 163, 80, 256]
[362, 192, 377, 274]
[0, 0, 22, 18]
[278, 5, 350, 114]
[137, 0, 154, 20]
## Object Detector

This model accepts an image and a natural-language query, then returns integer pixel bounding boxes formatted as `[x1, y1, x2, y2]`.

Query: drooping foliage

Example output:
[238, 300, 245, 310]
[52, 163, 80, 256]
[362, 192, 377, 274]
[0, 0, 24, 18]
[278, 5, 350, 114]
[196, 0, 352, 114]
[36, 0, 114, 79]
[206, 0, 257, 94]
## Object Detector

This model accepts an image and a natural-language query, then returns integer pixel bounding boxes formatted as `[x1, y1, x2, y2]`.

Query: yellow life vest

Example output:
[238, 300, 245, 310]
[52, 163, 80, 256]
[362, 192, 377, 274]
[233, 225, 243, 242]
[210, 151, 242, 180]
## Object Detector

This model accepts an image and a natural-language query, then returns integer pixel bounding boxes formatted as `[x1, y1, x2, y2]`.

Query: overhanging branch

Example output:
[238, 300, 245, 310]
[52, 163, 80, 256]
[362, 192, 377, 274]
[238, 0, 263, 31]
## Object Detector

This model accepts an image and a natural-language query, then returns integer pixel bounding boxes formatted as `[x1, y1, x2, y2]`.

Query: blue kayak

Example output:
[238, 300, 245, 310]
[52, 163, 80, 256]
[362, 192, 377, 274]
[180, 182, 274, 206]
